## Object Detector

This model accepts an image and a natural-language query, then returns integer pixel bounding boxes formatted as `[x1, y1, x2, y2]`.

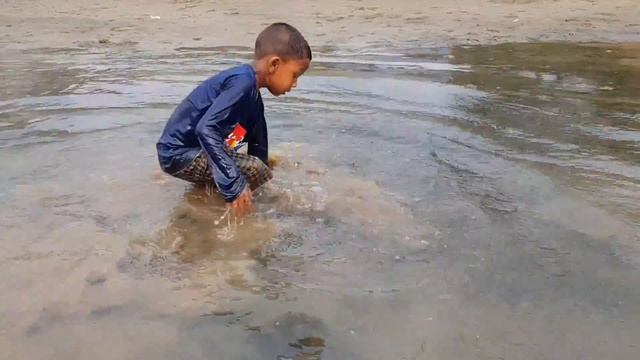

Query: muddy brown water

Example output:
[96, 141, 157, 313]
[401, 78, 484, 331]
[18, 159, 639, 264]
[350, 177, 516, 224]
[1, 43, 639, 359]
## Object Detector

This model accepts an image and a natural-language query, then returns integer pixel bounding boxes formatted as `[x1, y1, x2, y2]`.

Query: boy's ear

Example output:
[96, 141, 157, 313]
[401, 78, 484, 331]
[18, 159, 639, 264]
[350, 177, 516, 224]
[267, 56, 281, 74]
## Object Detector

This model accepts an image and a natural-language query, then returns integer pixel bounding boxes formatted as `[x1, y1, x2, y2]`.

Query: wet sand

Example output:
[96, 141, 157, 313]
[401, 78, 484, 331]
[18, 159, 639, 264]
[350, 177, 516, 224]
[1, 0, 639, 53]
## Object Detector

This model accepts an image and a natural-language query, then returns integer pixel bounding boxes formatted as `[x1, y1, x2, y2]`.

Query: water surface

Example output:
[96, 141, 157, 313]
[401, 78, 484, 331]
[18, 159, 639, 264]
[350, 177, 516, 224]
[1, 43, 639, 359]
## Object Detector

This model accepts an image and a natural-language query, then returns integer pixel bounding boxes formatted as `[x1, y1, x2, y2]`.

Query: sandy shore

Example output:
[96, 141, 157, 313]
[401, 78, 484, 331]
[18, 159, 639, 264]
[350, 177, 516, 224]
[1, 0, 639, 54]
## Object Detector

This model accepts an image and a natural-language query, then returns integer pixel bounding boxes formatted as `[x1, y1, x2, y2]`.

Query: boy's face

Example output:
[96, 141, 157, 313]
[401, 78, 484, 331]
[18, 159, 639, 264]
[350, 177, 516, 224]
[266, 57, 310, 96]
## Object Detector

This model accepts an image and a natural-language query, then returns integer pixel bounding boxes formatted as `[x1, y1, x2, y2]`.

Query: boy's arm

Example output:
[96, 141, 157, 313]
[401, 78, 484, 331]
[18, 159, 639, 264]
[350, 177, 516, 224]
[195, 74, 253, 202]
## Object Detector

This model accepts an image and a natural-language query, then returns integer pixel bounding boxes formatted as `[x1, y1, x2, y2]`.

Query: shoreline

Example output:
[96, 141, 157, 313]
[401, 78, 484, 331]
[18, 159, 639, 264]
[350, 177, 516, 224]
[1, 0, 639, 54]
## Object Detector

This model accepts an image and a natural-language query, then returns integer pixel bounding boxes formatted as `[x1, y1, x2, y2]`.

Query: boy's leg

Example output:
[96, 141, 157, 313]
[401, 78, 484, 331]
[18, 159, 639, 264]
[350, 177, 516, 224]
[172, 150, 272, 190]
[225, 149, 273, 190]
[171, 152, 211, 184]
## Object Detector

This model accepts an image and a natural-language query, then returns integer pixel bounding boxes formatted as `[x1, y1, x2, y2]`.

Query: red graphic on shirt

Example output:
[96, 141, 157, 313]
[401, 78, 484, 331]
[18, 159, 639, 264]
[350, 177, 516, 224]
[225, 124, 247, 149]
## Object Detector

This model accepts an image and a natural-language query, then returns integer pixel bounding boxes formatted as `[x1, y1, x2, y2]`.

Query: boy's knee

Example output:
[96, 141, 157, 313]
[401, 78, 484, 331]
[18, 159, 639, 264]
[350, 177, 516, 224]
[246, 160, 273, 190]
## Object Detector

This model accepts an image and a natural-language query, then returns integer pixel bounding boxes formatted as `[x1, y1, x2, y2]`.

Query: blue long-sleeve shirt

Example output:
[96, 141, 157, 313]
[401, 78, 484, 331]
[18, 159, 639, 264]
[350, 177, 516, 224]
[156, 64, 268, 202]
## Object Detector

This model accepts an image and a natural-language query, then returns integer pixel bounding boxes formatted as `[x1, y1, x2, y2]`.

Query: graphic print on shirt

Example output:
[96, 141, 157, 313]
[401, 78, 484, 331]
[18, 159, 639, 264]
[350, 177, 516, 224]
[225, 123, 247, 150]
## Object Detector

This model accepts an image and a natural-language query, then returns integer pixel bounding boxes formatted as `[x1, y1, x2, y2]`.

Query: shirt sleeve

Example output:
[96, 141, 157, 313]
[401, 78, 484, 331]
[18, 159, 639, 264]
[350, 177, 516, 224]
[194, 74, 253, 202]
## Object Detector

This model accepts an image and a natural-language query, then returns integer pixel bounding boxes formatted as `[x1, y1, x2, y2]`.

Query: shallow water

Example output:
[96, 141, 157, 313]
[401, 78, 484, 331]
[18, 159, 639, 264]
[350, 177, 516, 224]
[1, 43, 639, 359]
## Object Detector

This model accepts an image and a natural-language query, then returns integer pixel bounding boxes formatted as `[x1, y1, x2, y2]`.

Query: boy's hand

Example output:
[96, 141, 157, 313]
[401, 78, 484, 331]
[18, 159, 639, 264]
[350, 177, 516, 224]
[228, 186, 253, 218]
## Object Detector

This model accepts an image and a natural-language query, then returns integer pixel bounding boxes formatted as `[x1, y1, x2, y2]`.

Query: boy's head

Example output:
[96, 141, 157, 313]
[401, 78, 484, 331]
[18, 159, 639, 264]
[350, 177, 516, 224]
[254, 23, 312, 96]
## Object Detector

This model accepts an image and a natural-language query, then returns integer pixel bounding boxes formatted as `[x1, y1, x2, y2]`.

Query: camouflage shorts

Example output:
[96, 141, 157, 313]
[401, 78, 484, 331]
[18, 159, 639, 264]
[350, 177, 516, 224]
[172, 148, 273, 191]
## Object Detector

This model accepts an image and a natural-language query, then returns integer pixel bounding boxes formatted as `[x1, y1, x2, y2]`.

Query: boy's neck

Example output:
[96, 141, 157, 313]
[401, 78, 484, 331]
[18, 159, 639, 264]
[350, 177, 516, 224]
[251, 60, 268, 89]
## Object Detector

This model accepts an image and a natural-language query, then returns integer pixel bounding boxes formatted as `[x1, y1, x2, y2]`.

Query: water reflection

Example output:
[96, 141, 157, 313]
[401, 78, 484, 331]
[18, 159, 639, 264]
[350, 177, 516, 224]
[446, 43, 640, 221]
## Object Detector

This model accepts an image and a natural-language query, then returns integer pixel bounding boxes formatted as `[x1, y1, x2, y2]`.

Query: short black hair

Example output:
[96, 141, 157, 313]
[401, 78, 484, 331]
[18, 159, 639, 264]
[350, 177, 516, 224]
[254, 22, 312, 61]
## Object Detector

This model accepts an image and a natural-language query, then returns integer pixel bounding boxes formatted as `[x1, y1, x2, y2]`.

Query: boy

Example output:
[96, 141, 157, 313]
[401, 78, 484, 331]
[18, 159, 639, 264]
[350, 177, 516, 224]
[156, 23, 312, 217]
